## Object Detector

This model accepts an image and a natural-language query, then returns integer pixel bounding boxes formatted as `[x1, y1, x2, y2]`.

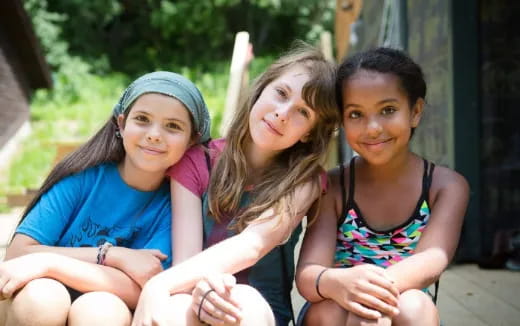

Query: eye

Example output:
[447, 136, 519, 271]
[347, 110, 361, 119]
[134, 115, 149, 123]
[298, 107, 310, 118]
[275, 87, 287, 99]
[381, 106, 397, 115]
[166, 122, 183, 131]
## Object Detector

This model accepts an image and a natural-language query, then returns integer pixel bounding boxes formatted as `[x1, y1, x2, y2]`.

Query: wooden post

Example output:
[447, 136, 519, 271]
[320, 31, 334, 62]
[220, 31, 251, 136]
[335, 0, 363, 61]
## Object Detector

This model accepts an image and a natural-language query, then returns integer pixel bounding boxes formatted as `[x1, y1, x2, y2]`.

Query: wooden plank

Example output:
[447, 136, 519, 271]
[335, 0, 363, 61]
[437, 285, 489, 326]
[440, 267, 520, 325]
[450, 264, 520, 310]
[220, 31, 250, 136]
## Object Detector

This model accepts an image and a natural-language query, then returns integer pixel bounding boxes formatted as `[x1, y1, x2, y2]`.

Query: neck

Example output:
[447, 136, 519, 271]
[117, 160, 164, 191]
[358, 150, 418, 182]
[244, 137, 279, 171]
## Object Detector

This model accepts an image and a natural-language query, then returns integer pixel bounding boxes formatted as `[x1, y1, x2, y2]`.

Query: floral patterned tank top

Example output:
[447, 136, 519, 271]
[334, 157, 435, 268]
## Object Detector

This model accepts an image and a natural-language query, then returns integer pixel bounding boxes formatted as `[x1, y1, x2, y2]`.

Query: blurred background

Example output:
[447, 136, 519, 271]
[0, 1, 519, 323]
[0, 0, 335, 197]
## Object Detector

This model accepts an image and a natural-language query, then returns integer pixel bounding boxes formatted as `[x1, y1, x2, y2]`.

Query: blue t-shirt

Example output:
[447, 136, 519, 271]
[16, 163, 172, 268]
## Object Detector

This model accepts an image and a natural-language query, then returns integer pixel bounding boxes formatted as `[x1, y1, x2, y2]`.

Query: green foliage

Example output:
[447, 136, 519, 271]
[24, 0, 334, 75]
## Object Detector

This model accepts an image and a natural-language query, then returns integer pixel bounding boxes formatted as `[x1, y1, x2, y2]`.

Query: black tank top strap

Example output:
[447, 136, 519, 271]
[421, 159, 435, 203]
[339, 156, 357, 224]
[339, 162, 347, 220]
[348, 156, 357, 208]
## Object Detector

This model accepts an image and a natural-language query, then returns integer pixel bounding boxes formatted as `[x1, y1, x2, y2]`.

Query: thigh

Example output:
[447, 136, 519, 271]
[0, 299, 8, 326]
[299, 300, 347, 326]
[7, 278, 71, 326]
[68, 292, 131, 326]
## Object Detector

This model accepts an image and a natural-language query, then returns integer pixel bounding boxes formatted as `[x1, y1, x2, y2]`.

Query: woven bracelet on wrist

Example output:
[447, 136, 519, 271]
[315, 268, 329, 299]
[96, 241, 113, 265]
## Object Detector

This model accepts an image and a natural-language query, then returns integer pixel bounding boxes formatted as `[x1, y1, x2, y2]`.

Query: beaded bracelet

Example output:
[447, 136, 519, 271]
[96, 241, 113, 265]
[315, 268, 329, 299]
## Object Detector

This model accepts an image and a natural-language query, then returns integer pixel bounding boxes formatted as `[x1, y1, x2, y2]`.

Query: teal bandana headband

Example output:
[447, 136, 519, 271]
[113, 71, 211, 143]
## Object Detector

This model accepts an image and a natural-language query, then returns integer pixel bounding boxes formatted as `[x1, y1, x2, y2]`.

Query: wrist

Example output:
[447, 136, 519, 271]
[42, 252, 63, 277]
[103, 245, 121, 267]
[315, 267, 334, 300]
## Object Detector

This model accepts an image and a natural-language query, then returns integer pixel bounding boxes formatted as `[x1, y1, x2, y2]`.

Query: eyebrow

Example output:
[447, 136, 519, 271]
[278, 82, 293, 93]
[132, 111, 189, 126]
[344, 98, 399, 109]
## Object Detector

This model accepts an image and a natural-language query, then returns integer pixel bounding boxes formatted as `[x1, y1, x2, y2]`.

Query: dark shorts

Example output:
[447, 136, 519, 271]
[65, 286, 84, 303]
[295, 302, 311, 326]
[274, 312, 291, 326]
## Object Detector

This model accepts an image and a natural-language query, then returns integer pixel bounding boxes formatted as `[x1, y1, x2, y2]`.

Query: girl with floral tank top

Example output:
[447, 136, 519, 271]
[296, 48, 469, 326]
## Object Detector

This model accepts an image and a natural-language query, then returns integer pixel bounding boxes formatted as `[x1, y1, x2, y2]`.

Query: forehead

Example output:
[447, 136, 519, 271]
[130, 93, 190, 118]
[342, 70, 406, 102]
[271, 65, 310, 86]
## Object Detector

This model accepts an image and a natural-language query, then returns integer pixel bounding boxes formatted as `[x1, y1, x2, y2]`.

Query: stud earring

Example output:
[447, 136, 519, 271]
[115, 129, 122, 139]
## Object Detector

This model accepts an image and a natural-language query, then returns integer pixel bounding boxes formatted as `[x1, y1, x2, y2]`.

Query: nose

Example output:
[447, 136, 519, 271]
[366, 116, 383, 138]
[146, 125, 162, 143]
[274, 106, 290, 123]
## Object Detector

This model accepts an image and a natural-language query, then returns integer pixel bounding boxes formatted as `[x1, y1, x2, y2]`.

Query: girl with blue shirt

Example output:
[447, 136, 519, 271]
[0, 71, 210, 326]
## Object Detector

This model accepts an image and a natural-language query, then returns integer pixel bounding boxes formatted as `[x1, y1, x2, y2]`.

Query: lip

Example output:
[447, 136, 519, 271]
[360, 139, 392, 151]
[263, 119, 283, 136]
[139, 145, 165, 155]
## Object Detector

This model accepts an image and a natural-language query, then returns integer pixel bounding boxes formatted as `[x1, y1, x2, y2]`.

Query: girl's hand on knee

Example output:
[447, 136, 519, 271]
[107, 247, 167, 287]
[0, 253, 53, 300]
[328, 265, 400, 320]
[192, 274, 242, 325]
[132, 279, 172, 326]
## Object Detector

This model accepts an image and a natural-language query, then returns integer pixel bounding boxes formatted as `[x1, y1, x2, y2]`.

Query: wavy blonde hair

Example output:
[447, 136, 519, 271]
[208, 42, 339, 231]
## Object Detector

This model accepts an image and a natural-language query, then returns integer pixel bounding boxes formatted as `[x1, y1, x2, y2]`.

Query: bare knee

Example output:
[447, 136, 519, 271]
[393, 289, 438, 326]
[68, 292, 131, 326]
[346, 313, 391, 326]
[7, 278, 70, 326]
[303, 300, 347, 326]
[229, 285, 275, 326]
[165, 294, 198, 326]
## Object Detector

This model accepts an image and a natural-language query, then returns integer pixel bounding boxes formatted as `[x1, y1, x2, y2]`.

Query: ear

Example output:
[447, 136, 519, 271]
[117, 114, 126, 130]
[410, 98, 424, 128]
[300, 132, 311, 143]
[189, 132, 201, 147]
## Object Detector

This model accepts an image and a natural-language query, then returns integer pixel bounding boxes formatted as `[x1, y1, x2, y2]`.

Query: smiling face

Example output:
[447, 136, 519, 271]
[248, 65, 318, 159]
[342, 70, 423, 165]
[118, 93, 193, 180]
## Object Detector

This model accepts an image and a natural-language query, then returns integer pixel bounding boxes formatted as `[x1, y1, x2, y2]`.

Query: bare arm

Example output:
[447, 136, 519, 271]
[295, 181, 338, 302]
[0, 252, 141, 308]
[296, 169, 400, 320]
[151, 180, 319, 294]
[171, 180, 203, 265]
[6, 234, 165, 287]
[6, 234, 101, 263]
[385, 167, 470, 292]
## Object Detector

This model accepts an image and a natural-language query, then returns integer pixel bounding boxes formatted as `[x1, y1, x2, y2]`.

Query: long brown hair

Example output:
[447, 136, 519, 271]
[18, 116, 125, 227]
[208, 41, 339, 231]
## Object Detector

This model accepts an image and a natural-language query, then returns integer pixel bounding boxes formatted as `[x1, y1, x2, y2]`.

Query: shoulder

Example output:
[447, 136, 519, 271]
[429, 164, 470, 206]
[54, 163, 110, 188]
[326, 161, 351, 194]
